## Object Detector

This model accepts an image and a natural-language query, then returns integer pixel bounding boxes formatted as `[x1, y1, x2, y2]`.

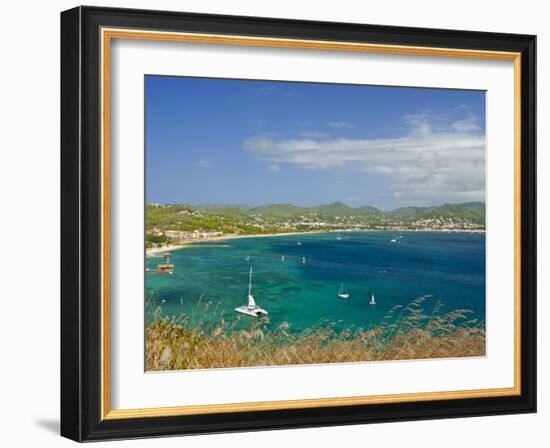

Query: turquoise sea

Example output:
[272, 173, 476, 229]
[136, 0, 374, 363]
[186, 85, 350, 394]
[145, 231, 486, 333]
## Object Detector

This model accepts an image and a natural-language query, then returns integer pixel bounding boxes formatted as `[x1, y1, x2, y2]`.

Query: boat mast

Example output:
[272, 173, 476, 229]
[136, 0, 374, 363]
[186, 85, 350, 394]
[248, 266, 253, 296]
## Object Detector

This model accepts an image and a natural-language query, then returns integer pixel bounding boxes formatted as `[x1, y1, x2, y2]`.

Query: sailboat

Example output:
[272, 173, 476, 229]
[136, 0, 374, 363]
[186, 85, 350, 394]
[301, 256, 306, 264]
[235, 266, 268, 317]
[281, 255, 285, 262]
[336, 231, 342, 240]
[369, 293, 376, 305]
[245, 255, 250, 261]
[337, 283, 349, 299]
[297, 238, 302, 246]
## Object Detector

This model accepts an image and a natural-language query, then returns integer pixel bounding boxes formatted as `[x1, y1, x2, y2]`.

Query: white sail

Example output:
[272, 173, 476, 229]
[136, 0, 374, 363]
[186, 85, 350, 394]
[370, 294, 376, 305]
[248, 294, 256, 308]
[247, 266, 256, 307]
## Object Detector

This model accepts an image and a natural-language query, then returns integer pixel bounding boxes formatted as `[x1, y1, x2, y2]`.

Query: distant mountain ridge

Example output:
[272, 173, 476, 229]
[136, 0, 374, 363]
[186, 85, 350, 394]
[388, 202, 485, 220]
[146, 201, 485, 234]
[186, 201, 486, 223]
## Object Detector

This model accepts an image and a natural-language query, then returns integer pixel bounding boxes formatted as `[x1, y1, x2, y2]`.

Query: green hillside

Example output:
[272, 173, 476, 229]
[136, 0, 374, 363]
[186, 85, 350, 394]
[146, 201, 485, 235]
[249, 203, 304, 217]
[389, 202, 484, 223]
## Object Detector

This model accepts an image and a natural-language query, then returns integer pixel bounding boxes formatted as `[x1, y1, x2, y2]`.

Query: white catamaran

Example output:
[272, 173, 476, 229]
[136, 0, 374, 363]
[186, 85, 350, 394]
[337, 283, 349, 299]
[235, 266, 268, 317]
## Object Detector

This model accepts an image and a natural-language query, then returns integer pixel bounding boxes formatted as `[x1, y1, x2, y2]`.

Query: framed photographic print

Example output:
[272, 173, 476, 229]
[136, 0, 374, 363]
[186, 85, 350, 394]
[60, 6, 536, 442]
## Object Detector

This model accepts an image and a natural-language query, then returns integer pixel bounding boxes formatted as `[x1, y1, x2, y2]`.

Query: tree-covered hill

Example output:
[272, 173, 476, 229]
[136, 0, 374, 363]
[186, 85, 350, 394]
[146, 201, 485, 234]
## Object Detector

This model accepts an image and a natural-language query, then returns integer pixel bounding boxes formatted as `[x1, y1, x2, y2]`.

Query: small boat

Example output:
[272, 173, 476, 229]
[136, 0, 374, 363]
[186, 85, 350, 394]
[301, 256, 306, 264]
[235, 267, 268, 317]
[369, 293, 376, 305]
[297, 238, 302, 246]
[338, 283, 350, 299]
[281, 255, 285, 262]
[336, 232, 342, 241]
[156, 263, 174, 274]
[246, 255, 250, 261]
[390, 238, 397, 243]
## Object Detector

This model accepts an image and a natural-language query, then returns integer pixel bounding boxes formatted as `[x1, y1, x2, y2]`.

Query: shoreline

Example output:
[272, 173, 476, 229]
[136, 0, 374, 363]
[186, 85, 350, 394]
[146, 230, 322, 254]
[146, 228, 485, 255]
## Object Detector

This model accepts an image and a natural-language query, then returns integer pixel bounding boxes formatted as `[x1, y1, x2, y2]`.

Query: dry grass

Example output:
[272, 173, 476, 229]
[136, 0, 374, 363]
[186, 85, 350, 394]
[145, 296, 485, 371]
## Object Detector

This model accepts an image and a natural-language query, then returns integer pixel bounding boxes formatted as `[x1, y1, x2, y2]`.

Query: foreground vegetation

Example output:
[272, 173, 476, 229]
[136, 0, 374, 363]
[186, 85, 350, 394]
[145, 296, 485, 371]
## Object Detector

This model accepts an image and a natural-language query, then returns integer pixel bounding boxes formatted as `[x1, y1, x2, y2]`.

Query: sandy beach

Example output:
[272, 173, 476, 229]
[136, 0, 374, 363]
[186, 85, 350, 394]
[145, 230, 325, 255]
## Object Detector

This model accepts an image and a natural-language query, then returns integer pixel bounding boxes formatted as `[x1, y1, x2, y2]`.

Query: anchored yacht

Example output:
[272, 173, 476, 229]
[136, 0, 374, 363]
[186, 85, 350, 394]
[235, 267, 268, 317]
[338, 283, 350, 299]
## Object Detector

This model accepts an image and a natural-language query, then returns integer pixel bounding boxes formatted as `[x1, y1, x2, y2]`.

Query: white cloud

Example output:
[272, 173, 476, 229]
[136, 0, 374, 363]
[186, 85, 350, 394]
[244, 114, 485, 204]
[328, 121, 356, 128]
[452, 116, 481, 132]
[196, 160, 215, 169]
[268, 163, 281, 172]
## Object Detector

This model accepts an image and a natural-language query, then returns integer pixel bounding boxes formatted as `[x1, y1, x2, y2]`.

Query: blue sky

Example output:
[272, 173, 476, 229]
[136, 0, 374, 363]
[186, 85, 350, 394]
[145, 76, 485, 210]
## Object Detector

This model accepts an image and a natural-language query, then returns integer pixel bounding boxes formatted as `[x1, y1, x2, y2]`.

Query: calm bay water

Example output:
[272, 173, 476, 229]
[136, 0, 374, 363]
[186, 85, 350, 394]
[145, 231, 485, 332]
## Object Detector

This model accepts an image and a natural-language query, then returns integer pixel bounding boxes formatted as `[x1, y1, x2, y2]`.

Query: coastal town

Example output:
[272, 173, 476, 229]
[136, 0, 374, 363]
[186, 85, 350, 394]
[146, 201, 485, 251]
